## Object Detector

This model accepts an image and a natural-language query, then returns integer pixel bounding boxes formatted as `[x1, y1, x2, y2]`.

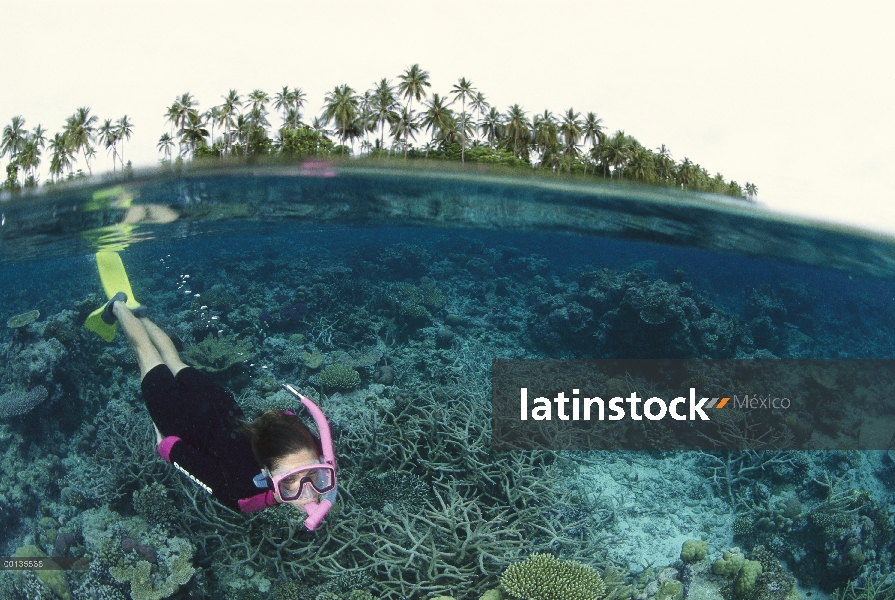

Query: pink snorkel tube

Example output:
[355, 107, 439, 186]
[282, 384, 337, 531]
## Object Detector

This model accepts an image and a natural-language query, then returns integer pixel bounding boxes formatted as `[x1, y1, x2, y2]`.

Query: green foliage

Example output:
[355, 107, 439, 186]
[318, 363, 361, 389]
[2, 163, 20, 192]
[444, 143, 528, 167]
[279, 125, 333, 158]
[183, 332, 254, 372]
[680, 539, 707, 563]
[500, 553, 606, 600]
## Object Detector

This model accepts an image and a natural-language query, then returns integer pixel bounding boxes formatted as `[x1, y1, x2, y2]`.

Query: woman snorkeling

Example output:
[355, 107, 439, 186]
[102, 292, 337, 529]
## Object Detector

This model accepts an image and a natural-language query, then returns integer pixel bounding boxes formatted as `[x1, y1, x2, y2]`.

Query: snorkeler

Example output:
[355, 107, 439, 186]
[100, 293, 337, 529]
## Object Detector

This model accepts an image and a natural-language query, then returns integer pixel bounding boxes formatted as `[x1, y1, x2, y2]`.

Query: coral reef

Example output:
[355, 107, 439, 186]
[1, 224, 893, 600]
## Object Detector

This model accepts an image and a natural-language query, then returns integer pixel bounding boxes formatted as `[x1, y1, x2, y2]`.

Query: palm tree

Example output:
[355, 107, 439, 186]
[48, 133, 71, 181]
[503, 105, 529, 158]
[283, 108, 302, 131]
[390, 106, 420, 158]
[677, 157, 694, 189]
[397, 64, 431, 156]
[291, 88, 307, 113]
[480, 107, 502, 149]
[248, 89, 270, 114]
[532, 110, 559, 169]
[1, 116, 27, 168]
[274, 86, 292, 126]
[310, 117, 329, 152]
[654, 144, 674, 182]
[603, 131, 631, 179]
[220, 90, 241, 157]
[17, 134, 41, 184]
[370, 79, 399, 154]
[358, 90, 377, 150]
[581, 113, 605, 175]
[245, 106, 271, 155]
[181, 112, 209, 158]
[65, 107, 99, 175]
[469, 91, 489, 144]
[421, 93, 454, 154]
[450, 78, 475, 163]
[167, 93, 196, 157]
[627, 146, 656, 182]
[98, 119, 119, 172]
[745, 182, 758, 201]
[157, 133, 174, 162]
[116, 115, 133, 169]
[727, 181, 743, 197]
[559, 108, 583, 173]
[321, 84, 360, 156]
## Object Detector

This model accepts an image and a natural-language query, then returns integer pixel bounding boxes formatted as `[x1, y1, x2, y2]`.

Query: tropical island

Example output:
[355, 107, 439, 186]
[1, 64, 757, 201]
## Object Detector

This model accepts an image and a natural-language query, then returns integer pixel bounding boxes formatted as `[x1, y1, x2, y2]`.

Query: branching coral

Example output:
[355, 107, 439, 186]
[318, 363, 361, 389]
[500, 553, 606, 600]
[183, 332, 254, 372]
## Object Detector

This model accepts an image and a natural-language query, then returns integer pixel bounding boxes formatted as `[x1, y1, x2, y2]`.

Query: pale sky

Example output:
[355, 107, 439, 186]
[3, 1, 893, 233]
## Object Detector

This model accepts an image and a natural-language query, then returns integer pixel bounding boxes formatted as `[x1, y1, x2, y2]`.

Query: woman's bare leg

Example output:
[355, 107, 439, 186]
[113, 303, 164, 380]
[139, 317, 189, 376]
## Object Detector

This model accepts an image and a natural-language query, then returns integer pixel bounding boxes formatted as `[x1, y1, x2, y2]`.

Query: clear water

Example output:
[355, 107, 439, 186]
[1, 165, 893, 599]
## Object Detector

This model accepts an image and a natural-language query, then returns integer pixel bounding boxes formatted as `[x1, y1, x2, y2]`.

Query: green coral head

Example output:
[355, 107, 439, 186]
[500, 552, 606, 600]
[7, 309, 39, 328]
[680, 539, 708, 564]
[318, 363, 361, 389]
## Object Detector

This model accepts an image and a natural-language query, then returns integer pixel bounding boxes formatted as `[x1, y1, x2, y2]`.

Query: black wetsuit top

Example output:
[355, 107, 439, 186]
[141, 364, 276, 512]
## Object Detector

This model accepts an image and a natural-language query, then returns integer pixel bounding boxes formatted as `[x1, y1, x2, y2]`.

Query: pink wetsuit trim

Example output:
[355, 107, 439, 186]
[238, 490, 277, 512]
[157, 436, 181, 462]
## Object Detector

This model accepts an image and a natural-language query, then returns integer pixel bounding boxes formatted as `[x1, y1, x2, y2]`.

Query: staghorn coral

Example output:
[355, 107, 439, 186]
[499, 553, 606, 600]
[166, 375, 613, 600]
[350, 470, 429, 511]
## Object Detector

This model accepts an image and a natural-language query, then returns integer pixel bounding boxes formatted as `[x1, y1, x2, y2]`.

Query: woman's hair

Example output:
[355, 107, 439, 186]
[240, 410, 322, 470]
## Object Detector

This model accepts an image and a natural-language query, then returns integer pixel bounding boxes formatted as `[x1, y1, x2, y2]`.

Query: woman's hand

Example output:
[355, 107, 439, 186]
[153, 422, 163, 445]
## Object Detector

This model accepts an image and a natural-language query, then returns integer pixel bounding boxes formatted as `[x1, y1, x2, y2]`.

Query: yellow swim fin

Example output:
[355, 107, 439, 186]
[84, 252, 143, 341]
[84, 306, 117, 342]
